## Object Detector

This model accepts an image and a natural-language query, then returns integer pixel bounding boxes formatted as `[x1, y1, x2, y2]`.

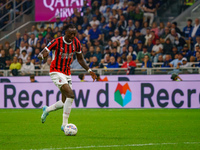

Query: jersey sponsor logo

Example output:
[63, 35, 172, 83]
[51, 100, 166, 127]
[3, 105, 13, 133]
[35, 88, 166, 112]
[60, 53, 74, 59]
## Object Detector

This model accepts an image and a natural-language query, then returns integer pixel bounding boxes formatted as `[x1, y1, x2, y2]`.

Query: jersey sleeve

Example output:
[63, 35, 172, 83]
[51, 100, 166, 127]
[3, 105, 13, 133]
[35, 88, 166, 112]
[75, 40, 82, 54]
[45, 39, 57, 52]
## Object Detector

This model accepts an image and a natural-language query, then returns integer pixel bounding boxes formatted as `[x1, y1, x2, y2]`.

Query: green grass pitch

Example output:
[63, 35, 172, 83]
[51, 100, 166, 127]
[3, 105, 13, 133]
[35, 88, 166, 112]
[0, 109, 200, 150]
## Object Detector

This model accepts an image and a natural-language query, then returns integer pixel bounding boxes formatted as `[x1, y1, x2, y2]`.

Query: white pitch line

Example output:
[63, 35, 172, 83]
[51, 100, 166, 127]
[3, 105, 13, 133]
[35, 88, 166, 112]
[26, 142, 200, 150]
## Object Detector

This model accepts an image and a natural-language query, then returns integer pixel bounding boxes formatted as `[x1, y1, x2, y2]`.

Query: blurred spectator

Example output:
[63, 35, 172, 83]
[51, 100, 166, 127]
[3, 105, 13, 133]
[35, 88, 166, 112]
[128, 45, 137, 60]
[126, 20, 135, 34]
[22, 34, 29, 43]
[134, 40, 143, 53]
[37, 33, 46, 45]
[136, 46, 151, 63]
[121, 55, 136, 75]
[160, 27, 170, 43]
[177, 57, 191, 69]
[133, 7, 144, 25]
[133, 21, 141, 32]
[147, 38, 154, 53]
[183, 19, 193, 39]
[88, 24, 102, 44]
[158, 22, 165, 37]
[85, 7, 93, 22]
[4, 41, 11, 56]
[150, 31, 159, 45]
[38, 24, 47, 37]
[41, 57, 51, 74]
[78, 73, 86, 82]
[15, 32, 22, 49]
[191, 18, 200, 41]
[172, 22, 182, 35]
[111, 29, 121, 42]
[28, 33, 38, 47]
[0, 44, 3, 51]
[71, 57, 86, 69]
[106, 56, 119, 68]
[31, 48, 40, 65]
[15, 48, 20, 58]
[144, 27, 152, 45]
[89, 56, 99, 68]
[163, 38, 173, 55]
[81, 0, 88, 14]
[151, 39, 163, 62]
[54, 16, 63, 30]
[151, 22, 159, 36]
[21, 56, 34, 75]
[157, 55, 164, 63]
[92, 0, 100, 14]
[181, 44, 192, 60]
[8, 48, 15, 60]
[141, 22, 149, 35]
[143, 0, 156, 26]
[19, 41, 26, 53]
[95, 47, 102, 63]
[112, 0, 123, 10]
[90, 15, 100, 26]
[85, 46, 96, 62]
[111, 47, 120, 61]
[165, 28, 181, 44]
[30, 75, 38, 82]
[0, 49, 7, 67]
[24, 42, 33, 56]
[44, 33, 53, 45]
[9, 56, 21, 71]
[194, 36, 200, 50]
[28, 25, 38, 36]
[19, 50, 28, 63]
[141, 55, 152, 68]
[104, 54, 110, 63]
[171, 46, 179, 60]
[169, 53, 183, 68]
[161, 54, 171, 68]
[119, 30, 128, 48]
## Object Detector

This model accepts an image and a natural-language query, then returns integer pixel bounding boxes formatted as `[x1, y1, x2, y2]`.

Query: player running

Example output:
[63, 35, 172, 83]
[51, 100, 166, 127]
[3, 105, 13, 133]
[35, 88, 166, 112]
[38, 24, 97, 131]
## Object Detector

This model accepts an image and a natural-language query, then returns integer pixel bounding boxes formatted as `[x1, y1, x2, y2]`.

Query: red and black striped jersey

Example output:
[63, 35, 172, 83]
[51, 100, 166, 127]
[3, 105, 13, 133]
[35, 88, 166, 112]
[45, 36, 81, 75]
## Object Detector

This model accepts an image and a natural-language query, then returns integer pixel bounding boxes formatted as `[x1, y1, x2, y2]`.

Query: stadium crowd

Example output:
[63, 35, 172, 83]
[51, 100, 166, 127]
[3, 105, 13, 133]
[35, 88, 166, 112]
[0, 0, 200, 76]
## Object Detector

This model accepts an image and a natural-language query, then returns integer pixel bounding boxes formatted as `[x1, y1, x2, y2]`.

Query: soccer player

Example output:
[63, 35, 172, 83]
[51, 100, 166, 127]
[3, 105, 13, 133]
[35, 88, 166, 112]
[38, 24, 97, 131]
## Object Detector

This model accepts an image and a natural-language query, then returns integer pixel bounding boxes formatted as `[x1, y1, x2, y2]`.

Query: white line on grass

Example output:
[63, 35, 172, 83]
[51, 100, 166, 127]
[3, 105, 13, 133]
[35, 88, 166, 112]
[26, 142, 200, 150]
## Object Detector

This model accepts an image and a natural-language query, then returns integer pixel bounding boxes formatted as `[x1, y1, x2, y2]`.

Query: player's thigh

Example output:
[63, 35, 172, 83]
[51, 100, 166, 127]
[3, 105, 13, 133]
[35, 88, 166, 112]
[60, 84, 74, 99]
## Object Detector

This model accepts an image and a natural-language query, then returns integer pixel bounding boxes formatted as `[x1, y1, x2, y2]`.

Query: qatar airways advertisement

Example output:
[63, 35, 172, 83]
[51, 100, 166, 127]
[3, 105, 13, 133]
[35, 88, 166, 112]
[0, 75, 200, 109]
[35, 0, 91, 21]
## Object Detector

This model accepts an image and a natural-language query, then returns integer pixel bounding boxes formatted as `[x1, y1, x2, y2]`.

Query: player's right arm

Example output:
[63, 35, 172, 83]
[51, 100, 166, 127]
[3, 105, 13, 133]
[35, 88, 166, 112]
[38, 39, 57, 60]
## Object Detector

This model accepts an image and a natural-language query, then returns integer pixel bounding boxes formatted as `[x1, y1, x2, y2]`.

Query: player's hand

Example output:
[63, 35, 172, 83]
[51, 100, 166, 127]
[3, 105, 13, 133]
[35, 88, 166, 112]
[90, 71, 97, 82]
[38, 53, 44, 60]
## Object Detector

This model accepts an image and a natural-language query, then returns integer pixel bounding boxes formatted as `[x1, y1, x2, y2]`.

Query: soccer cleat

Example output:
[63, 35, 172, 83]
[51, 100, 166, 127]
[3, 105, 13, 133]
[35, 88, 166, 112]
[61, 125, 65, 132]
[41, 106, 49, 123]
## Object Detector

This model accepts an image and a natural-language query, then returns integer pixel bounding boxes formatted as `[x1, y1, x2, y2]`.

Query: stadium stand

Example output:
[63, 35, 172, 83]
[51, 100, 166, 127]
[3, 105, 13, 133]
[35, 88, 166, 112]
[0, 0, 200, 76]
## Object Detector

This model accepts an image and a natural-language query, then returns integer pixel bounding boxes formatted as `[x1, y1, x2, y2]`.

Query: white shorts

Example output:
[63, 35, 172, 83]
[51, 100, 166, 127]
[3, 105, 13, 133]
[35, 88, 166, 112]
[49, 72, 72, 89]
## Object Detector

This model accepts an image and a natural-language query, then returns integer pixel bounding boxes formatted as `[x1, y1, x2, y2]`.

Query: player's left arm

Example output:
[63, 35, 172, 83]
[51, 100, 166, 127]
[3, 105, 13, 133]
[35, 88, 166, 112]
[76, 52, 97, 82]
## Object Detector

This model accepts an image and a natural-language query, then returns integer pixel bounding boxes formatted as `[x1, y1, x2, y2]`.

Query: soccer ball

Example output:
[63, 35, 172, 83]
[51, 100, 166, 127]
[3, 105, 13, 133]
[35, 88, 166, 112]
[64, 123, 78, 136]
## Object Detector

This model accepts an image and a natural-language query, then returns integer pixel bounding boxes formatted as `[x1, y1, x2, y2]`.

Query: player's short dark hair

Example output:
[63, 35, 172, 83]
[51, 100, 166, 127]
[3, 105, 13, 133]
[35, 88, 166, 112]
[96, 73, 100, 78]
[63, 23, 76, 31]
[30, 75, 35, 79]
[78, 74, 84, 80]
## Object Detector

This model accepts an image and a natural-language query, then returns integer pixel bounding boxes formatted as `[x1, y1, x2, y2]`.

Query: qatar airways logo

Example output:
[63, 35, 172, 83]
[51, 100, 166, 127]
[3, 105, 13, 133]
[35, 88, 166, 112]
[43, 0, 84, 17]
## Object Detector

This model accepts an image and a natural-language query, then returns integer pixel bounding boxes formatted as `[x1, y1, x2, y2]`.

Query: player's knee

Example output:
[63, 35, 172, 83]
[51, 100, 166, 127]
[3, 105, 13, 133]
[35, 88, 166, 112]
[68, 93, 75, 99]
